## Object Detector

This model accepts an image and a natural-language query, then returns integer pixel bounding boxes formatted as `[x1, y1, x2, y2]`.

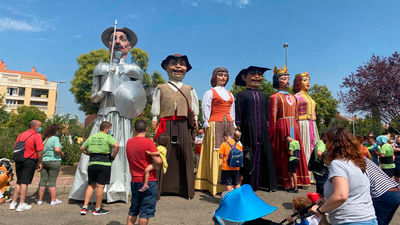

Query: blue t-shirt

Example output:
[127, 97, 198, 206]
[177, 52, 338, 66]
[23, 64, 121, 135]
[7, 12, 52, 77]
[42, 136, 62, 162]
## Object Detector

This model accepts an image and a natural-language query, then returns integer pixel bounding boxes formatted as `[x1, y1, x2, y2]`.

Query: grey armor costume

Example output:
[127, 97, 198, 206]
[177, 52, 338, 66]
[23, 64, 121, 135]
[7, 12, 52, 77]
[69, 27, 146, 203]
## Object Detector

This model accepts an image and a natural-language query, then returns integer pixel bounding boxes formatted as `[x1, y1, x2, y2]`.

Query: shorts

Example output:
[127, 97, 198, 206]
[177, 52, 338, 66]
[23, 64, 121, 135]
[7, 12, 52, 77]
[129, 181, 158, 218]
[288, 159, 299, 173]
[16, 158, 38, 185]
[220, 170, 240, 186]
[39, 161, 61, 187]
[382, 168, 395, 178]
[88, 165, 111, 185]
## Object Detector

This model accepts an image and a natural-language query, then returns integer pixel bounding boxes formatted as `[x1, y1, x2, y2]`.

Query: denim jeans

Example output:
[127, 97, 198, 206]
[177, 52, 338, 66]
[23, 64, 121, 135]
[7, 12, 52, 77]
[340, 219, 377, 225]
[372, 189, 400, 225]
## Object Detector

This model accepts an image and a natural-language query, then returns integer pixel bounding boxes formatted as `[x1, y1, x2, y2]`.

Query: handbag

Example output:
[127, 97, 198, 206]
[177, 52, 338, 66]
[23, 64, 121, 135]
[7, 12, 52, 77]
[168, 82, 196, 129]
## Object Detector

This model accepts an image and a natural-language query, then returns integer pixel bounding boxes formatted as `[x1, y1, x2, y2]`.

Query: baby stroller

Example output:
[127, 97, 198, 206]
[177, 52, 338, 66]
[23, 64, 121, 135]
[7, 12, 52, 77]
[213, 184, 277, 225]
[0, 158, 13, 200]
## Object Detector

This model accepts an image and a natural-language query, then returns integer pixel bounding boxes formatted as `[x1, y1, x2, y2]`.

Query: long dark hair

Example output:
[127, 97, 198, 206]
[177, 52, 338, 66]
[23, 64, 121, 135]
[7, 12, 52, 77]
[43, 124, 59, 139]
[324, 127, 366, 172]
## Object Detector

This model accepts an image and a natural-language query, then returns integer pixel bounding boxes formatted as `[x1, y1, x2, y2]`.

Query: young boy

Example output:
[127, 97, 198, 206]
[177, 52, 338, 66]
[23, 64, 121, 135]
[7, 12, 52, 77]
[286, 196, 321, 225]
[126, 119, 162, 225]
[219, 131, 243, 192]
[285, 136, 300, 193]
[379, 138, 396, 178]
[80, 121, 119, 216]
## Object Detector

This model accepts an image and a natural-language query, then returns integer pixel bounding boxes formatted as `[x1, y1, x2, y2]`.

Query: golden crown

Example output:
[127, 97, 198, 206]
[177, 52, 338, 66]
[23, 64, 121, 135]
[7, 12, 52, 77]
[295, 72, 309, 77]
[273, 66, 289, 75]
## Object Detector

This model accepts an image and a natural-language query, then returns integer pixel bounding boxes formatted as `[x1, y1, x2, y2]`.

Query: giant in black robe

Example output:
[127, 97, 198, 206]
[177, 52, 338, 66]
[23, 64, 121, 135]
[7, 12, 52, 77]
[235, 88, 277, 190]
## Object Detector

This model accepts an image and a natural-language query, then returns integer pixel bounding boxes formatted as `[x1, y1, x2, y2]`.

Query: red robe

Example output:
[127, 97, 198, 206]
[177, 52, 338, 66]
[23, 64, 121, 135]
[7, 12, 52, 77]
[269, 91, 310, 187]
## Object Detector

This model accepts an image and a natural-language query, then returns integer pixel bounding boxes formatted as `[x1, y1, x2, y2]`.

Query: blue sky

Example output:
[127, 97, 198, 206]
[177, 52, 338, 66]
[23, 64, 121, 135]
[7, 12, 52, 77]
[1, 0, 399, 121]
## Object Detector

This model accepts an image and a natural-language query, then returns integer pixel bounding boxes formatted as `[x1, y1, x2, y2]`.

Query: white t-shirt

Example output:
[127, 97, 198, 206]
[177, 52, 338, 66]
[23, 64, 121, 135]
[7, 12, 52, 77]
[324, 159, 376, 225]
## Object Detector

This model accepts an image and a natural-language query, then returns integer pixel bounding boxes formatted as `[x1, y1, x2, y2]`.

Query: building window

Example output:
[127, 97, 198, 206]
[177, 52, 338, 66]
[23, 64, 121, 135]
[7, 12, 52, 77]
[7, 87, 17, 96]
[31, 89, 49, 98]
[18, 88, 25, 96]
[30, 101, 48, 106]
[6, 99, 17, 105]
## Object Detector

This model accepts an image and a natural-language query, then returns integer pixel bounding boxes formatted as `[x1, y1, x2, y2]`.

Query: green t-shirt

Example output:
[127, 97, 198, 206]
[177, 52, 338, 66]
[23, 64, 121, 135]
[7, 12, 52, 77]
[43, 136, 62, 162]
[289, 140, 300, 161]
[83, 132, 117, 166]
[380, 143, 395, 169]
[313, 140, 326, 176]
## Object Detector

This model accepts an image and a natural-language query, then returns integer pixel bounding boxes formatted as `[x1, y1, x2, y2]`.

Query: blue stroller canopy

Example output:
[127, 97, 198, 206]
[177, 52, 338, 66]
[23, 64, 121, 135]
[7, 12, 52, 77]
[214, 184, 277, 224]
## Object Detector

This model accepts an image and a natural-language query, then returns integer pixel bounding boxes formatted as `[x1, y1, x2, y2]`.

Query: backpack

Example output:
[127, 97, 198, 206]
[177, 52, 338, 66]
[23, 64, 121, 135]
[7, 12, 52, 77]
[308, 149, 327, 175]
[226, 141, 243, 168]
[13, 133, 36, 163]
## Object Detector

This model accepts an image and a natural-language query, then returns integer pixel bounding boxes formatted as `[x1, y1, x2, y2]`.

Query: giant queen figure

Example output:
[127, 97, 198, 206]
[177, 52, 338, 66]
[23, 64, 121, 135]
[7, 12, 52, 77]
[269, 66, 310, 188]
[69, 26, 146, 202]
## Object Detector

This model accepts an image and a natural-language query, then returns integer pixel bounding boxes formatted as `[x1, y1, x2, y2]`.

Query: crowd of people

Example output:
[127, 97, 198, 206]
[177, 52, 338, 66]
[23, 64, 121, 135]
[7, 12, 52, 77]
[3, 25, 400, 225]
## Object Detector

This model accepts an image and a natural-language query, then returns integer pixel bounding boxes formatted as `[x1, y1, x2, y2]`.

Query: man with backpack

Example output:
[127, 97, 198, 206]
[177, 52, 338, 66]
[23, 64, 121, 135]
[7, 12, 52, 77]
[219, 131, 243, 192]
[10, 120, 44, 212]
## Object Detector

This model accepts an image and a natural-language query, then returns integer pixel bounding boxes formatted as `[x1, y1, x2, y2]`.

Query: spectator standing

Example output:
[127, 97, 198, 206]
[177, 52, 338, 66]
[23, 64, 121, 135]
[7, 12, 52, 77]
[310, 134, 328, 196]
[365, 158, 399, 225]
[194, 129, 204, 169]
[218, 131, 242, 192]
[9, 120, 44, 212]
[394, 136, 400, 183]
[37, 124, 64, 206]
[357, 135, 372, 159]
[126, 119, 162, 225]
[379, 139, 395, 178]
[311, 127, 376, 225]
[366, 136, 380, 165]
[80, 121, 119, 216]
[285, 136, 300, 193]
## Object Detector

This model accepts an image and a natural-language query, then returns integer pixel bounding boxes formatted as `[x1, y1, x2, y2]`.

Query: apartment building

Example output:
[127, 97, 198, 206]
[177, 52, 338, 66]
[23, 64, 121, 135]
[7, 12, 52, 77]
[0, 60, 57, 117]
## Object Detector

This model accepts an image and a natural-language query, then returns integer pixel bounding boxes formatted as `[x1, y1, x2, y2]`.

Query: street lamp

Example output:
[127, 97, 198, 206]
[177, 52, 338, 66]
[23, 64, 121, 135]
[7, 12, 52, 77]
[56, 80, 67, 114]
[283, 43, 289, 67]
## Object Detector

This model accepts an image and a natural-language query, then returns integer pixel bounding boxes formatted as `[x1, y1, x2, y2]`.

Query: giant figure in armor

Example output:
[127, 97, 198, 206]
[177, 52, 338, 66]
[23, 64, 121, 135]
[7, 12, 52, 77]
[69, 27, 146, 202]
[151, 54, 199, 199]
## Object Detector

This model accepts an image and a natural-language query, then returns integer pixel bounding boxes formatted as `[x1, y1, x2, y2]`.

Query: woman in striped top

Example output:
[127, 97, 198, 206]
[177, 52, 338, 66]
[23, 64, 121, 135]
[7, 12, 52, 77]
[365, 158, 399, 225]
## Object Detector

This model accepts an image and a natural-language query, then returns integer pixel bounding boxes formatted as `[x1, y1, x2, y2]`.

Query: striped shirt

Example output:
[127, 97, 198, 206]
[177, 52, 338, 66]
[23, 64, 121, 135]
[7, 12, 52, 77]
[365, 158, 398, 198]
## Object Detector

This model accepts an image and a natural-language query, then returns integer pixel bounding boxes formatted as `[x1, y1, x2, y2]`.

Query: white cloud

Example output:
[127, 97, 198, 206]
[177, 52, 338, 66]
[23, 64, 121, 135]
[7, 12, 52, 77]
[0, 17, 51, 32]
[37, 38, 53, 41]
[72, 34, 82, 39]
[181, 0, 251, 7]
[127, 14, 140, 19]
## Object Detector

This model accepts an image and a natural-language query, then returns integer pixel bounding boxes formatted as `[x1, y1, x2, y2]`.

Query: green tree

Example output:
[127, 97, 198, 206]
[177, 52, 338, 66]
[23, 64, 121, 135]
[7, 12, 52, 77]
[0, 94, 10, 124]
[7, 106, 47, 132]
[70, 49, 109, 115]
[309, 84, 339, 132]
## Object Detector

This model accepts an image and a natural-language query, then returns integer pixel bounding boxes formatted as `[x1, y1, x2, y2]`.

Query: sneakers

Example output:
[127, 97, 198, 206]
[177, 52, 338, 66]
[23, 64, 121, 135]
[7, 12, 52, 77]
[50, 199, 62, 206]
[9, 201, 18, 210]
[16, 203, 32, 212]
[80, 207, 88, 215]
[93, 207, 110, 216]
[139, 184, 149, 192]
[37, 200, 43, 206]
[288, 188, 299, 193]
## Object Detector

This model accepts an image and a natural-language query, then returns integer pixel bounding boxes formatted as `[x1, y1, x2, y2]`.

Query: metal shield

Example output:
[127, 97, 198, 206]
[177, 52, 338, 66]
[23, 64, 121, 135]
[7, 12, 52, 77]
[114, 81, 146, 119]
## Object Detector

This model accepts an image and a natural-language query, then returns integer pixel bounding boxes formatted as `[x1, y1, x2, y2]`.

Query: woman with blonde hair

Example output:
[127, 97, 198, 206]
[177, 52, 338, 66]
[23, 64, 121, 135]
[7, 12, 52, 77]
[311, 127, 377, 225]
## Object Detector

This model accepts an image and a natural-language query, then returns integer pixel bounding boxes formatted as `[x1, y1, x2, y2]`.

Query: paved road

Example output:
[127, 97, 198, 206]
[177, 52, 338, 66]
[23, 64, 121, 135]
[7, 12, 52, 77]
[2, 166, 399, 225]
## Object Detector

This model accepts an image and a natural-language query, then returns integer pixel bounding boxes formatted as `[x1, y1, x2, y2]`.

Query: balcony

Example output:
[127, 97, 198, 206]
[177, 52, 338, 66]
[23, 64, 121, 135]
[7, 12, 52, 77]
[0, 77, 57, 88]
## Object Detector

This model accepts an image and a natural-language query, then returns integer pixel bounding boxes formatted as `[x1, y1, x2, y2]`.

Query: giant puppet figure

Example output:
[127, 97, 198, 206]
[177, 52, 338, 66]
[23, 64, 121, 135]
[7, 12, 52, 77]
[269, 66, 310, 188]
[69, 26, 146, 202]
[195, 67, 235, 196]
[293, 72, 320, 165]
[151, 54, 199, 199]
[234, 66, 277, 191]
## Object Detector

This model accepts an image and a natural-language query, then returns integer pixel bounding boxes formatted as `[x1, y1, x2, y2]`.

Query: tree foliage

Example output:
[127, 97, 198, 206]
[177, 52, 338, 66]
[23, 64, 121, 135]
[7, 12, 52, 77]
[7, 106, 47, 132]
[340, 52, 400, 130]
[70, 49, 109, 115]
[309, 84, 339, 130]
